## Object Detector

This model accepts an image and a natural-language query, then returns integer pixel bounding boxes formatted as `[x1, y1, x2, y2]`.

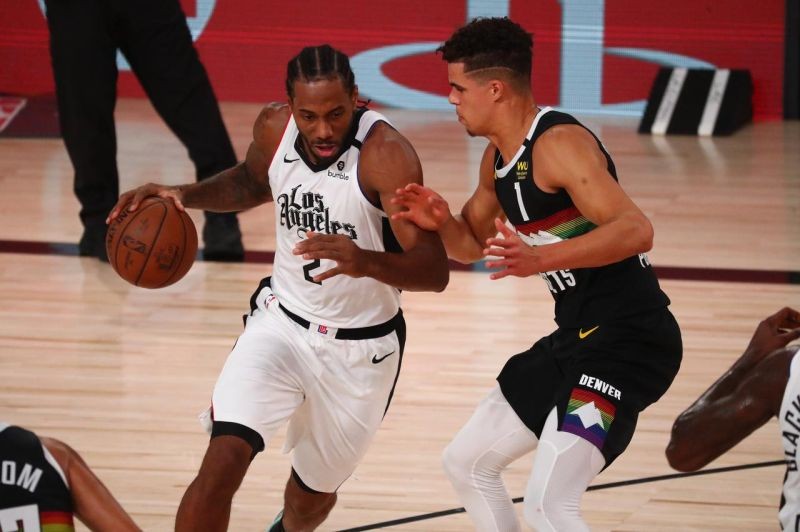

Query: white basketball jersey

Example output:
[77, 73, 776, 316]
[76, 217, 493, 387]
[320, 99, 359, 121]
[779, 348, 800, 530]
[267, 109, 401, 328]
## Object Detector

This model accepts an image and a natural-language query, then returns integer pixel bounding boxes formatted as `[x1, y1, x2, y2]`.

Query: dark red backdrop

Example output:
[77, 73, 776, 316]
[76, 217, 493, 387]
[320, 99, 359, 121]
[0, 1, 784, 118]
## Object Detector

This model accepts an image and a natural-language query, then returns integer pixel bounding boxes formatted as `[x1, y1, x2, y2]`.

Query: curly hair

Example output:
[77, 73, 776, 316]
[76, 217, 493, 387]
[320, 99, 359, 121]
[437, 17, 532, 81]
[285, 44, 356, 99]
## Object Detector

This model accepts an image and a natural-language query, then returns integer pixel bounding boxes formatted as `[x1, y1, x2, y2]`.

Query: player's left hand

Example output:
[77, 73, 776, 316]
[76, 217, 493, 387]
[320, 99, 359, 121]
[483, 218, 544, 280]
[293, 232, 366, 282]
[743, 307, 800, 362]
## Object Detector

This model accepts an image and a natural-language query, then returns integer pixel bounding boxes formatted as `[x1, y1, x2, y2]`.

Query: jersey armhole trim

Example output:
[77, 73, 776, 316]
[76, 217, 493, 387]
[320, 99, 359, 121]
[41, 443, 69, 489]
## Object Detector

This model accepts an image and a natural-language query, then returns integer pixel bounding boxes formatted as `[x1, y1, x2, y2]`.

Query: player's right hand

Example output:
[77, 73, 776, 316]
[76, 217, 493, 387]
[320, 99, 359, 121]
[106, 183, 185, 223]
[390, 183, 451, 232]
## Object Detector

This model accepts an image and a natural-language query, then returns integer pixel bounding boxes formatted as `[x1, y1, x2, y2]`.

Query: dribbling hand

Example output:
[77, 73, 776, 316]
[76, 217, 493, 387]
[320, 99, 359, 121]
[107, 183, 185, 224]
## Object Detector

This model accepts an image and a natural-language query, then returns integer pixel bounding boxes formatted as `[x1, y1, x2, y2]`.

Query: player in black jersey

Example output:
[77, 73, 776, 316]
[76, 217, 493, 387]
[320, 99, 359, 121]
[393, 17, 682, 531]
[0, 422, 139, 531]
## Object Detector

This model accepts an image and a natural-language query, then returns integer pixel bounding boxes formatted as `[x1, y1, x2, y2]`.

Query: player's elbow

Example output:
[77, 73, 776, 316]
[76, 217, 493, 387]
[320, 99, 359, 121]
[665, 419, 708, 472]
[630, 213, 654, 253]
[665, 439, 702, 472]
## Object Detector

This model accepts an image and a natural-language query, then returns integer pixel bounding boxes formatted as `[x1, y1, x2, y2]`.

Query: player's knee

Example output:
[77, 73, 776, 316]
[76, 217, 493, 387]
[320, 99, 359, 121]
[285, 490, 337, 525]
[441, 439, 472, 487]
[194, 436, 253, 497]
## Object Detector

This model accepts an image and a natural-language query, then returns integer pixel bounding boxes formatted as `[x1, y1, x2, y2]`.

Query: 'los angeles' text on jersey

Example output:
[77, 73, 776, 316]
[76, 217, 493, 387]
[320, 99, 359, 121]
[277, 184, 357, 239]
[266, 108, 401, 329]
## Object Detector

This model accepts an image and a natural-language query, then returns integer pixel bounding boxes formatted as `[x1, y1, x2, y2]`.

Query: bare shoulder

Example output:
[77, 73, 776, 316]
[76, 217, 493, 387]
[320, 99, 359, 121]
[253, 103, 291, 148]
[535, 123, 602, 161]
[360, 121, 419, 166]
[40, 436, 75, 470]
[359, 120, 421, 196]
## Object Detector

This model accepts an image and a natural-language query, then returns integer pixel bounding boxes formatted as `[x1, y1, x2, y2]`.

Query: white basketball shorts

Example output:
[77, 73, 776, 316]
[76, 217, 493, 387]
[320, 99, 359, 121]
[207, 280, 404, 493]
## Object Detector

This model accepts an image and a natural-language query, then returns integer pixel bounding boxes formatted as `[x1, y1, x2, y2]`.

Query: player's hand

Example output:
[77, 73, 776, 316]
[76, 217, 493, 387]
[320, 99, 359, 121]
[293, 232, 366, 283]
[106, 183, 185, 224]
[390, 183, 452, 232]
[483, 218, 544, 280]
[744, 307, 800, 361]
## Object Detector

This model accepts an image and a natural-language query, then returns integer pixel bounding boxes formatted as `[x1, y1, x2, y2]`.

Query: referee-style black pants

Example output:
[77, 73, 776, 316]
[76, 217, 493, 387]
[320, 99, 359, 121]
[44, 0, 237, 229]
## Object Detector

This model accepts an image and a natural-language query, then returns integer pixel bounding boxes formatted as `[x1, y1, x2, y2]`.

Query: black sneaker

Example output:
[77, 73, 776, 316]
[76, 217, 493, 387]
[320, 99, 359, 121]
[202, 212, 244, 262]
[79, 223, 109, 262]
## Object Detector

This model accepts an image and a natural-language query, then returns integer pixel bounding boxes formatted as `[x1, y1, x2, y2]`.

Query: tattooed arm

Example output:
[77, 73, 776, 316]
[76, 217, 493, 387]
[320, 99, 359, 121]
[107, 104, 288, 221]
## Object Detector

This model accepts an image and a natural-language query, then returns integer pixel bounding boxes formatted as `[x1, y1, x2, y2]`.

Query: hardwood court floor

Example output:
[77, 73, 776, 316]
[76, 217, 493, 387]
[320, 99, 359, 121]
[1, 99, 799, 531]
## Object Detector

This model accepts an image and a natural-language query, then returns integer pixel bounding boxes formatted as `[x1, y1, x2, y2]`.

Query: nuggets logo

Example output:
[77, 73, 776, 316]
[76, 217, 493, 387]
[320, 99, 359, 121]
[561, 388, 616, 450]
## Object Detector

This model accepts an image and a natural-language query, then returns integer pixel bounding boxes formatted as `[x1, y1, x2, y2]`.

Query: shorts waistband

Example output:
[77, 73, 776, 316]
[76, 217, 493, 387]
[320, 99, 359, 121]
[278, 303, 402, 340]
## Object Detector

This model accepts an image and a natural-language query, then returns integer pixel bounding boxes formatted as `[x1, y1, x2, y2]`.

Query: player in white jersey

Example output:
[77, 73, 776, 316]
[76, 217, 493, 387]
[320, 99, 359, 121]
[108, 44, 449, 531]
[667, 307, 800, 530]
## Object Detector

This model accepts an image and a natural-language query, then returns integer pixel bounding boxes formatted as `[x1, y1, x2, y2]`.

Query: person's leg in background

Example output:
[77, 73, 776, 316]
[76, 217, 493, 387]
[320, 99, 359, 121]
[116, 0, 244, 261]
[45, 0, 119, 261]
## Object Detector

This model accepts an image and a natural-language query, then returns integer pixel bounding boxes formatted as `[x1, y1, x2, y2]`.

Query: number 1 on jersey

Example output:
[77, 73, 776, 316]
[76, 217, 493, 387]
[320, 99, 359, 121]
[514, 181, 530, 221]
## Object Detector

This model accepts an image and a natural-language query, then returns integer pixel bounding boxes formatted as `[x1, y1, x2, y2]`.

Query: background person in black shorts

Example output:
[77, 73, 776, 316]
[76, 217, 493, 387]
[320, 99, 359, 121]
[392, 17, 682, 531]
[0, 422, 139, 531]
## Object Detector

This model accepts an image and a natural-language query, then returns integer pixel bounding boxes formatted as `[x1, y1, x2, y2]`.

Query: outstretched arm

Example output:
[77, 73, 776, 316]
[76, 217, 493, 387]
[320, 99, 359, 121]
[41, 437, 140, 532]
[294, 122, 449, 292]
[666, 307, 800, 471]
[107, 104, 287, 222]
[391, 142, 504, 263]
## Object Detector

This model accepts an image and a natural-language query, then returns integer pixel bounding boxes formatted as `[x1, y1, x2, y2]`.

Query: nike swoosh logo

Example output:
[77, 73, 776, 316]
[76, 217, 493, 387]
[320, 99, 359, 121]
[283, 154, 299, 163]
[371, 351, 395, 364]
[578, 326, 600, 339]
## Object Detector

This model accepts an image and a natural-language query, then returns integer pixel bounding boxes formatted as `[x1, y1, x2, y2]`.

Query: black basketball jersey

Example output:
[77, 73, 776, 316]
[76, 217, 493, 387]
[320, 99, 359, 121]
[0, 423, 75, 531]
[493, 107, 669, 327]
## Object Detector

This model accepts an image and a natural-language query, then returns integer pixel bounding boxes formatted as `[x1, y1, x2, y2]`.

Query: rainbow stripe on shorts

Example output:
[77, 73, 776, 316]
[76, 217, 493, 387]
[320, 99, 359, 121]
[561, 388, 616, 450]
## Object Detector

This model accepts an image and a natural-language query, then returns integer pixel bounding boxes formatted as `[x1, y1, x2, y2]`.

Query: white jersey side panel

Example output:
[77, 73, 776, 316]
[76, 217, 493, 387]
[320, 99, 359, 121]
[266, 110, 400, 328]
[779, 350, 800, 531]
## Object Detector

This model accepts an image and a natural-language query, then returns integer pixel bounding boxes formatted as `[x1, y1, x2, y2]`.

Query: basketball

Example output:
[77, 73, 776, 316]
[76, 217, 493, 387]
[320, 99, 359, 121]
[105, 196, 198, 288]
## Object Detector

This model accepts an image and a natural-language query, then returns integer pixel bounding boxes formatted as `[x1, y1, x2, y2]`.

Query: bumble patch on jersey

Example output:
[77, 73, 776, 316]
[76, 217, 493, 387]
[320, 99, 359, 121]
[562, 387, 616, 450]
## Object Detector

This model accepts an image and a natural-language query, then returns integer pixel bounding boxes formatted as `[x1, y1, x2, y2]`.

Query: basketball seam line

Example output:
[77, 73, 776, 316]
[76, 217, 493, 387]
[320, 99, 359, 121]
[160, 210, 189, 288]
[134, 202, 168, 287]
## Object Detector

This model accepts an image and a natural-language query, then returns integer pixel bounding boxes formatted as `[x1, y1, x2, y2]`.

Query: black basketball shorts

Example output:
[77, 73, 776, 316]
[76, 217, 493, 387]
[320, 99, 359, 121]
[497, 306, 682, 466]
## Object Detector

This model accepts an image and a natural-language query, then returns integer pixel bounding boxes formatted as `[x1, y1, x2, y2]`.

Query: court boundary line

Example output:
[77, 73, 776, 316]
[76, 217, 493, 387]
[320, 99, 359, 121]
[337, 460, 787, 531]
[0, 239, 798, 285]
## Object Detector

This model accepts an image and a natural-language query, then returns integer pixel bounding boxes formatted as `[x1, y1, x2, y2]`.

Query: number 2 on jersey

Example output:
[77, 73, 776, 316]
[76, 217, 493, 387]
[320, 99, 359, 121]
[303, 259, 322, 285]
